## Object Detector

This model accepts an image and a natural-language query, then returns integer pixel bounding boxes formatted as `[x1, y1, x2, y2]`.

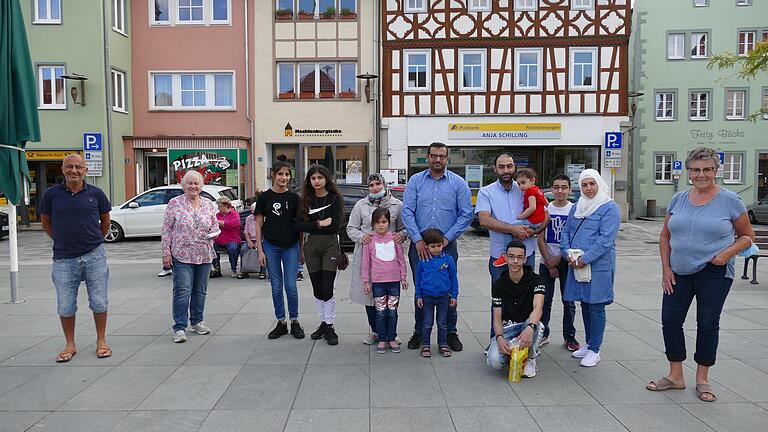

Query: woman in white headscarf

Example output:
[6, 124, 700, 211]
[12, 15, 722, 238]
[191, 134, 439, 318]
[560, 169, 621, 367]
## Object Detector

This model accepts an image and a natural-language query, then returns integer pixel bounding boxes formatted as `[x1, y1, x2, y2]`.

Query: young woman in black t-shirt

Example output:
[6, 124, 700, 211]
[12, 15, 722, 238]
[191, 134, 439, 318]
[254, 161, 305, 340]
[296, 164, 344, 345]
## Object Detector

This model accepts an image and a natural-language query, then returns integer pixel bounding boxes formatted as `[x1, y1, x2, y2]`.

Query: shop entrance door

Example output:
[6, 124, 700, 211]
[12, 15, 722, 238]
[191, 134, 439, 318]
[26, 162, 64, 222]
[271, 144, 300, 190]
[144, 154, 168, 190]
[758, 153, 768, 201]
[303, 145, 368, 184]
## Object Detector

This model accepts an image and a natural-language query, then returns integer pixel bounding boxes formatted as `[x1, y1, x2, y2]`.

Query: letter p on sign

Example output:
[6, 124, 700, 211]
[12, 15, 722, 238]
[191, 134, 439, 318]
[83, 133, 103, 151]
[605, 132, 622, 149]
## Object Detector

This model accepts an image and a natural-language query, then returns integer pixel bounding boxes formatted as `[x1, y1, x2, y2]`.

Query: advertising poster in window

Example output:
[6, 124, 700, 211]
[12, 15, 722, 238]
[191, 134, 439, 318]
[169, 150, 236, 186]
[346, 160, 363, 184]
[465, 165, 483, 189]
[567, 164, 585, 189]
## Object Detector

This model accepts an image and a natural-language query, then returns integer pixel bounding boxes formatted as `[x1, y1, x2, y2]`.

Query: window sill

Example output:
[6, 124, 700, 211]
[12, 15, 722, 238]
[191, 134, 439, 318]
[112, 28, 128, 37]
[723, 181, 743, 185]
[655, 181, 675, 185]
[38, 106, 66, 110]
[404, 87, 431, 92]
[667, 57, 685, 61]
[459, 87, 486, 92]
[149, 107, 236, 112]
[726, 117, 746, 121]
[404, 9, 428, 13]
[569, 86, 598, 92]
[112, 108, 128, 114]
[514, 87, 543, 92]
[689, 117, 709, 121]
[33, 20, 62, 25]
[655, 118, 675, 122]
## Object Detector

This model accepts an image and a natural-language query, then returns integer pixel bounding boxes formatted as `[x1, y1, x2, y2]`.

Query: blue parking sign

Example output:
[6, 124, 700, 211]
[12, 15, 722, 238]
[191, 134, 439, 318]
[672, 160, 683, 171]
[717, 152, 724, 165]
[605, 132, 622, 149]
[83, 133, 102, 151]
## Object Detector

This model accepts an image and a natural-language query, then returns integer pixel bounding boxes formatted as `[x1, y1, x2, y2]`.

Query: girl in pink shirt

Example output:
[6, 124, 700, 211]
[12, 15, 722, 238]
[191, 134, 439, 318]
[212, 197, 241, 278]
[362, 207, 408, 354]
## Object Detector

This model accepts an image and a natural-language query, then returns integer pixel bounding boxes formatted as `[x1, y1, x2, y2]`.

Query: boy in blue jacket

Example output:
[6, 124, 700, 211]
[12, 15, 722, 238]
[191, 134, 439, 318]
[416, 228, 459, 358]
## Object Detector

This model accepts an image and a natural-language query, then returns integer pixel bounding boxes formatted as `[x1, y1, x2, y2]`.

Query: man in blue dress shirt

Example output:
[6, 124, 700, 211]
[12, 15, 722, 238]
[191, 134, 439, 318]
[402, 142, 473, 351]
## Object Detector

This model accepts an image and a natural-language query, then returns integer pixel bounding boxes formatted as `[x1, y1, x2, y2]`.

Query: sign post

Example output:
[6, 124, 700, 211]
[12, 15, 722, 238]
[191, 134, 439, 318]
[83, 133, 103, 177]
[672, 160, 682, 191]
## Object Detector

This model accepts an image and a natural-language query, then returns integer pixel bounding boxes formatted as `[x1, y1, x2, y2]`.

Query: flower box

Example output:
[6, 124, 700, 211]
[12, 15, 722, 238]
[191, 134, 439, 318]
[278, 92, 295, 99]
[297, 11, 314, 20]
[299, 92, 315, 99]
[339, 91, 356, 99]
[318, 91, 335, 98]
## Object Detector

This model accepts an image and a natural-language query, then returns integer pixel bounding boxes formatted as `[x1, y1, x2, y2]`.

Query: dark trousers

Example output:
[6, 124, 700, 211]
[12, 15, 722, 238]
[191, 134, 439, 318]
[373, 281, 401, 342]
[365, 305, 376, 333]
[410, 241, 458, 335]
[539, 259, 577, 340]
[422, 294, 450, 347]
[662, 263, 732, 367]
[213, 242, 240, 273]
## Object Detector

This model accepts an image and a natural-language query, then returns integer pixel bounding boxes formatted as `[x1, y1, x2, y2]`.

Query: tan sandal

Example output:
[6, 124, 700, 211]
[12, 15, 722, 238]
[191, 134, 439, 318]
[420, 347, 431, 358]
[96, 346, 112, 359]
[646, 376, 685, 391]
[55, 350, 76, 363]
[696, 384, 717, 402]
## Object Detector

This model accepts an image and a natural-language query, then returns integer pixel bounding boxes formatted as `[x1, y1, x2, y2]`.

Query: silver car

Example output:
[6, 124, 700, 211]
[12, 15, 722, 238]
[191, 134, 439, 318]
[747, 196, 768, 224]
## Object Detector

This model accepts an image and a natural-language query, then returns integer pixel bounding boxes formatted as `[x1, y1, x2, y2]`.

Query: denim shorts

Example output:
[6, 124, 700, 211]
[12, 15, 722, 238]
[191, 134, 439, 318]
[51, 244, 109, 317]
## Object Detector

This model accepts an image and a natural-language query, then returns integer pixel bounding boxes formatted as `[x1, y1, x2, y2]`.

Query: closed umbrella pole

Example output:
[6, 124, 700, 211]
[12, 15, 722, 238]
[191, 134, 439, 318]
[8, 198, 21, 303]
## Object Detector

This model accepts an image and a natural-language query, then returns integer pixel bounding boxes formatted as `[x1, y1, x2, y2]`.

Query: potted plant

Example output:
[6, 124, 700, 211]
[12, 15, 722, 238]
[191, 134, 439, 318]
[275, 8, 293, 20]
[321, 7, 336, 19]
[340, 7, 356, 19]
[278, 91, 295, 99]
[298, 9, 313, 19]
[318, 91, 335, 98]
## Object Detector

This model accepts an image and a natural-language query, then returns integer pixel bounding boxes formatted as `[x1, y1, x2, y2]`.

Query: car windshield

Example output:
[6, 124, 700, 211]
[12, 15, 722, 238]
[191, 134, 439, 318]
[220, 188, 239, 201]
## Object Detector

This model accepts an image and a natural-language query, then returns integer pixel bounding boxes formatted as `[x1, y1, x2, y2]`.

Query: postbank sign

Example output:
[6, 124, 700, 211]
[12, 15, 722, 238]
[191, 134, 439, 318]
[448, 123, 561, 140]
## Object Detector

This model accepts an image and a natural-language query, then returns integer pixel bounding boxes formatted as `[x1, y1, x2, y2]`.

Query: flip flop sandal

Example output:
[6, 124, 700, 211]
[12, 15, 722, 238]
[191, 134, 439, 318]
[420, 347, 432, 358]
[56, 350, 76, 363]
[646, 377, 685, 391]
[389, 343, 401, 353]
[439, 346, 452, 358]
[696, 384, 717, 402]
[96, 346, 112, 359]
[376, 345, 387, 354]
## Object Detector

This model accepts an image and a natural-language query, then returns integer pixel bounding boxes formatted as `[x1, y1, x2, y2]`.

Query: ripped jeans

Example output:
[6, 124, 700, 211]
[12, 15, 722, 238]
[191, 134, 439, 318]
[372, 281, 401, 343]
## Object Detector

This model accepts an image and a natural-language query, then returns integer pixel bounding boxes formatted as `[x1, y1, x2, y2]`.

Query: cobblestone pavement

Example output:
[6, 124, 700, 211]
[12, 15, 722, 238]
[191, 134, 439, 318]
[1, 222, 768, 431]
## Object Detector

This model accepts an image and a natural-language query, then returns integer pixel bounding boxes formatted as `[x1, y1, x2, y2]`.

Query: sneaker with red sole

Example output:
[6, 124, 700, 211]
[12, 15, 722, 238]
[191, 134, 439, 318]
[565, 339, 582, 352]
[492, 255, 507, 267]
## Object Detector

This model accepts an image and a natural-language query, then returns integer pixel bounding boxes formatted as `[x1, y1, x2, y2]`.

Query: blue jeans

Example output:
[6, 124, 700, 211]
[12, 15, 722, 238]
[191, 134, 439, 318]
[487, 320, 544, 370]
[539, 259, 577, 341]
[262, 239, 300, 321]
[421, 294, 450, 347]
[51, 244, 109, 317]
[214, 241, 240, 273]
[373, 281, 401, 342]
[581, 302, 608, 353]
[172, 258, 211, 332]
[662, 263, 732, 367]
[488, 253, 535, 339]
[410, 240, 458, 335]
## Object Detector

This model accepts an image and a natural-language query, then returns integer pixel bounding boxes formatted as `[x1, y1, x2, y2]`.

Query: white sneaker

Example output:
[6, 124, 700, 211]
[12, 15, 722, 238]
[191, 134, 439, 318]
[572, 345, 590, 358]
[523, 358, 538, 378]
[158, 268, 172, 277]
[580, 350, 601, 367]
[362, 333, 378, 345]
[189, 322, 211, 335]
[539, 336, 550, 346]
[173, 330, 187, 343]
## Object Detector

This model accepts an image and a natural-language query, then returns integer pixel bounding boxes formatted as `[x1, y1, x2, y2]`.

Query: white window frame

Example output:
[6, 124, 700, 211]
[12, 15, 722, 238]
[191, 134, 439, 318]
[177, 0, 205, 24]
[569, 47, 597, 91]
[655, 92, 675, 121]
[151, 0, 171, 25]
[468, 0, 491, 12]
[514, 48, 542, 92]
[514, 0, 537, 11]
[151, 0, 230, 26]
[667, 33, 685, 60]
[111, 69, 127, 113]
[725, 89, 746, 120]
[149, 71, 236, 111]
[404, 0, 427, 13]
[112, 0, 126, 35]
[691, 32, 708, 59]
[762, 87, 768, 120]
[404, 50, 431, 92]
[689, 91, 709, 121]
[38, 65, 66, 110]
[722, 153, 743, 184]
[655, 153, 674, 185]
[571, 0, 594, 11]
[34, 0, 62, 24]
[693, 0, 708, 6]
[738, 31, 756, 56]
[210, 0, 231, 24]
[736, 0, 752, 6]
[459, 49, 486, 91]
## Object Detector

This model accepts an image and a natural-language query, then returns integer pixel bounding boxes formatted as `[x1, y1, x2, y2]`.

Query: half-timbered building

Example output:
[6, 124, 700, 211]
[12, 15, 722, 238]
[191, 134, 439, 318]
[381, 0, 631, 216]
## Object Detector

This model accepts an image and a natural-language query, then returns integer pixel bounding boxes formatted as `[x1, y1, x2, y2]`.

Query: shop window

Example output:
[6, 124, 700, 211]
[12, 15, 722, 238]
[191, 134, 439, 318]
[305, 145, 368, 184]
[667, 33, 685, 60]
[725, 89, 746, 120]
[515, 48, 542, 91]
[35, 0, 62, 24]
[569, 48, 597, 90]
[655, 154, 674, 184]
[38, 65, 66, 109]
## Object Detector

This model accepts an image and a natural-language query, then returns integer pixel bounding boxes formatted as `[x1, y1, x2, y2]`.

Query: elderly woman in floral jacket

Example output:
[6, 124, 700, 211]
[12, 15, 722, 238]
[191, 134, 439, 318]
[347, 174, 408, 345]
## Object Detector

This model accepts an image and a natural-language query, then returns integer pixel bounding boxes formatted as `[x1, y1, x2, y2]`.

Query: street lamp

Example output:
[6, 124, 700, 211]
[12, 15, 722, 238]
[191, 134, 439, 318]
[60, 73, 88, 106]
[356, 73, 379, 103]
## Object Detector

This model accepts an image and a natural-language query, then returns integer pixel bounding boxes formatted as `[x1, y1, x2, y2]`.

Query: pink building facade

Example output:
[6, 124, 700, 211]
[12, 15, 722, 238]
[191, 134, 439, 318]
[125, 0, 255, 199]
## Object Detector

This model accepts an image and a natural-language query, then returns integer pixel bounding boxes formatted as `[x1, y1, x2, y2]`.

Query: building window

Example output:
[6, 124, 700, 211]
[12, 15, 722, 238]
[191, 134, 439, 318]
[725, 89, 746, 120]
[153, 0, 171, 24]
[571, 0, 594, 10]
[112, 0, 126, 34]
[277, 62, 358, 100]
[277, 63, 295, 98]
[655, 154, 674, 184]
[667, 33, 685, 60]
[459, 50, 485, 91]
[693, 0, 708, 6]
[34, 0, 62, 23]
[738, 31, 756, 56]
[569, 48, 597, 90]
[178, 0, 204, 22]
[514, 0, 536, 11]
[404, 50, 430, 91]
[736, 0, 752, 6]
[298, 63, 335, 98]
[655, 92, 675, 121]
[723, 153, 743, 184]
[691, 32, 708, 58]
[515, 48, 542, 91]
[762, 87, 768, 120]
[339, 62, 357, 98]
[153, 0, 228, 25]
[276, 0, 294, 17]
[212, 0, 230, 23]
[689, 91, 709, 120]
[404, 0, 426, 13]
[111, 69, 127, 112]
[468, 0, 490, 12]
[339, 0, 357, 16]
[38, 65, 66, 109]
[150, 72, 235, 110]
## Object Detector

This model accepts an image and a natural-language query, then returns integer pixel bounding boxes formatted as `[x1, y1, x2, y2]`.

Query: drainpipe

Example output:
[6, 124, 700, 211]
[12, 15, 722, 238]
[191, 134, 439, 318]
[244, 0, 255, 197]
[101, 0, 115, 202]
[373, 0, 381, 171]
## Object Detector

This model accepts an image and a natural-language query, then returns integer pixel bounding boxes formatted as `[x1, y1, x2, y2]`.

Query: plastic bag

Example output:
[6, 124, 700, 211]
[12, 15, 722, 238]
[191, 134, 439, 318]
[240, 246, 261, 273]
[566, 249, 591, 282]
[738, 243, 759, 258]
[507, 339, 529, 383]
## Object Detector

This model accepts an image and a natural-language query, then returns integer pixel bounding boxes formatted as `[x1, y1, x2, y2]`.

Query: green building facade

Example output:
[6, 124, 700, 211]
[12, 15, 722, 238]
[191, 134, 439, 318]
[630, 0, 768, 217]
[20, 0, 131, 222]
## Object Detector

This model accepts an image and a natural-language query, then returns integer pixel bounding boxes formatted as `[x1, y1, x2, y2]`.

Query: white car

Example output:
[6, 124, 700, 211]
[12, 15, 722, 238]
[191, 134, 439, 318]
[105, 185, 243, 243]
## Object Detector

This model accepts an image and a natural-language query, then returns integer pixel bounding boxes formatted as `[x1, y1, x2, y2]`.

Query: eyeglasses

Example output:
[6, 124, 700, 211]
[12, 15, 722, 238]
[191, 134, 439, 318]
[505, 254, 526, 262]
[428, 154, 448, 160]
[551, 186, 570, 190]
[689, 167, 716, 175]
[63, 164, 85, 170]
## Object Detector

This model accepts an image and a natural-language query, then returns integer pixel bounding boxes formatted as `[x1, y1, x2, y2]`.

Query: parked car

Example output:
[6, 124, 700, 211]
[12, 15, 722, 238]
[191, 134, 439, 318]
[0, 211, 8, 240]
[105, 185, 243, 243]
[747, 196, 768, 224]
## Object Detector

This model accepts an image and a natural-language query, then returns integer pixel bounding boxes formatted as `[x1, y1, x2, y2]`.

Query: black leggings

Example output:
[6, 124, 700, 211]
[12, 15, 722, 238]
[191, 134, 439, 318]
[304, 234, 338, 301]
[308, 270, 336, 301]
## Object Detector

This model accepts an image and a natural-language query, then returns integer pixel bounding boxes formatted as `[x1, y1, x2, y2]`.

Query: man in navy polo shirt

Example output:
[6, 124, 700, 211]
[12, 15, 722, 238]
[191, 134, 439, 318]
[39, 154, 112, 363]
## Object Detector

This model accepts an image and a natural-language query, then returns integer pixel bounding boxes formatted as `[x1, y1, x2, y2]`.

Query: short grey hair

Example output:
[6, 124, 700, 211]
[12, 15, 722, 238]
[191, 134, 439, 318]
[181, 170, 204, 186]
[216, 196, 232, 207]
[685, 147, 720, 170]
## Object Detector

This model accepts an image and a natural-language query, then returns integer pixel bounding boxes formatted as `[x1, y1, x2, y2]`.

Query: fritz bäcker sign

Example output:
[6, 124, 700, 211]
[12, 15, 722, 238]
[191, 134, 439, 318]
[448, 123, 561, 140]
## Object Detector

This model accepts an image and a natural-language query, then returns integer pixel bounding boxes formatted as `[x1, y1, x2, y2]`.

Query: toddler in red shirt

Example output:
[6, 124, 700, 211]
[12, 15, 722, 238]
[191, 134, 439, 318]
[515, 168, 547, 228]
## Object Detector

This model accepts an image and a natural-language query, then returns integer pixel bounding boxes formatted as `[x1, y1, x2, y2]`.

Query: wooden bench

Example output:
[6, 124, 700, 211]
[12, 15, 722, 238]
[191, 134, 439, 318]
[741, 229, 768, 284]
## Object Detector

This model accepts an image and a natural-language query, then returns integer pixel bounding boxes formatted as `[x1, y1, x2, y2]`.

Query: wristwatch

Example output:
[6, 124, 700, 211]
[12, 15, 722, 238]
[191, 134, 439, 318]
[527, 323, 538, 331]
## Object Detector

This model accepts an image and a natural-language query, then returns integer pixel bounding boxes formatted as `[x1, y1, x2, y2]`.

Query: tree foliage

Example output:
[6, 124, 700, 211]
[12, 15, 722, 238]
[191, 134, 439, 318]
[708, 39, 768, 121]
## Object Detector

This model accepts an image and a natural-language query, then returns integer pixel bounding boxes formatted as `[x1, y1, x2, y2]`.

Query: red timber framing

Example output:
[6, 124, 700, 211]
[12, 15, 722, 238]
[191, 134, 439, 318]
[382, 0, 630, 117]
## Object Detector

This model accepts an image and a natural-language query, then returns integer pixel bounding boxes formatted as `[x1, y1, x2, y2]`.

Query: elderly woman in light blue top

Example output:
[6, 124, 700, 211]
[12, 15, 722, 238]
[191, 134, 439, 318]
[560, 169, 621, 368]
[646, 147, 754, 402]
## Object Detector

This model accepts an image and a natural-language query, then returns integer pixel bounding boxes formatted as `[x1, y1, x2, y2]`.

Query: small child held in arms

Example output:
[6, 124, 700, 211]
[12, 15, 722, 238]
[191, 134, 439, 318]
[362, 208, 408, 354]
[415, 228, 459, 358]
[515, 168, 548, 229]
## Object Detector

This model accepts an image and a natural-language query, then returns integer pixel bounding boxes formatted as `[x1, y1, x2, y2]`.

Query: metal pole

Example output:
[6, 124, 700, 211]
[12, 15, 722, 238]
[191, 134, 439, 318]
[102, 0, 115, 202]
[8, 204, 24, 303]
[610, 167, 616, 199]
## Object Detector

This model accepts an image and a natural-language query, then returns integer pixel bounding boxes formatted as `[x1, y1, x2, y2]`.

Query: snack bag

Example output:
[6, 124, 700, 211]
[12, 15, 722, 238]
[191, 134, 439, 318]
[507, 342, 529, 383]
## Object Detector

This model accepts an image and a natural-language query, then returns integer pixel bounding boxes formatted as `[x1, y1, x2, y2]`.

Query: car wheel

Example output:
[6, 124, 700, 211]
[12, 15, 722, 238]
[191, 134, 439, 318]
[749, 211, 757, 224]
[104, 221, 124, 243]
